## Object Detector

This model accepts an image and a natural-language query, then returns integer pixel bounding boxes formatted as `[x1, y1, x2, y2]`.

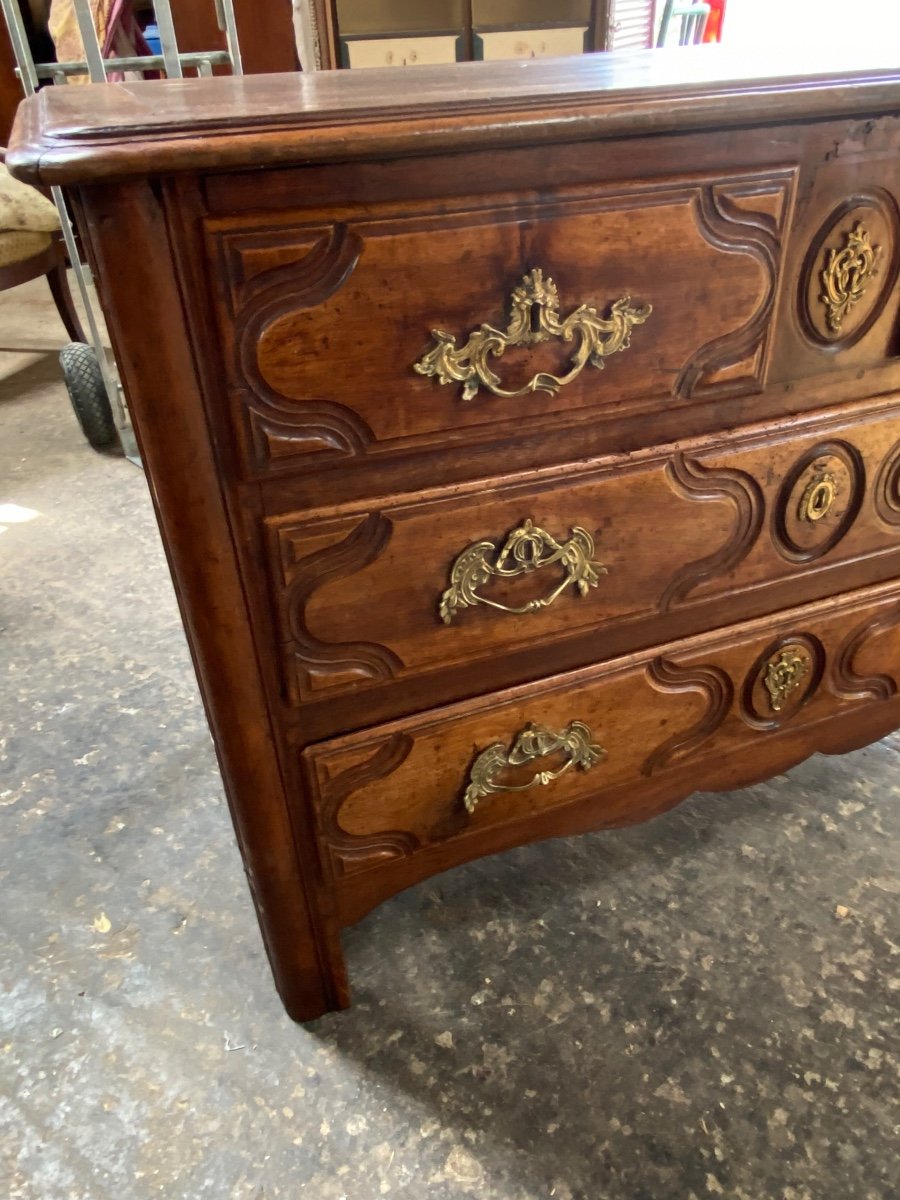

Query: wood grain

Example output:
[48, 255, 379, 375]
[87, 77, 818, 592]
[8, 47, 900, 184]
[261, 397, 900, 726]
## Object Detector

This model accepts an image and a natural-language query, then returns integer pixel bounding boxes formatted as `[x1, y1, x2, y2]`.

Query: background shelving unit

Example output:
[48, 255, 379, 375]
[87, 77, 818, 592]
[308, 0, 650, 70]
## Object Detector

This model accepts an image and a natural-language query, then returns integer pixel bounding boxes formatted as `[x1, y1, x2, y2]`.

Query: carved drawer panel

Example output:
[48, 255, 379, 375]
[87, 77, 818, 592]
[206, 168, 795, 481]
[265, 396, 900, 711]
[302, 579, 900, 924]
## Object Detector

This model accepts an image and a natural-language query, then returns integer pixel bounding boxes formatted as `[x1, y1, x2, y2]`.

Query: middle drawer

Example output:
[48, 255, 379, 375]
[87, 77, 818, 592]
[262, 396, 900, 723]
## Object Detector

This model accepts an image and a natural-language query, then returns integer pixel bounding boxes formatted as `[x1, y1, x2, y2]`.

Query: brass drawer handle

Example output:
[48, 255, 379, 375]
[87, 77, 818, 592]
[463, 720, 606, 814]
[440, 518, 606, 625]
[414, 267, 651, 402]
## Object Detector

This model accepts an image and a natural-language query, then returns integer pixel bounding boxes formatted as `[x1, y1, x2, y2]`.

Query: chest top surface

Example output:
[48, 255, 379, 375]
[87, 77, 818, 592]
[8, 44, 900, 187]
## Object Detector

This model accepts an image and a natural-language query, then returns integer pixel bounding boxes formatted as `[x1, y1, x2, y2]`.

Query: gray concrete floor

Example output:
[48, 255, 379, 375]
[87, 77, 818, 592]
[1, 276, 899, 1200]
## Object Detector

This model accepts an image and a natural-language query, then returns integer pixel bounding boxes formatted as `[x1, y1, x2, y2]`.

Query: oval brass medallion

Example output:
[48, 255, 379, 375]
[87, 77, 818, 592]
[799, 193, 900, 349]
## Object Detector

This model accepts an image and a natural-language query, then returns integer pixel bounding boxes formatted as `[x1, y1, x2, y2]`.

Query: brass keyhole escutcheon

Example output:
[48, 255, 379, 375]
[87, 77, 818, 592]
[799, 466, 839, 523]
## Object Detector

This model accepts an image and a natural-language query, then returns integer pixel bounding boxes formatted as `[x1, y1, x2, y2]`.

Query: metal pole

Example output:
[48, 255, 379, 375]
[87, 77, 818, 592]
[293, 1, 319, 73]
[0, 0, 239, 464]
[71, 0, 108, 81]
[153, 0, 184, 79]
[0, 0, 39, 93]
[49, 184, 131, 437]
[29, 52, 232, 80]
[215, 0, 243, 75]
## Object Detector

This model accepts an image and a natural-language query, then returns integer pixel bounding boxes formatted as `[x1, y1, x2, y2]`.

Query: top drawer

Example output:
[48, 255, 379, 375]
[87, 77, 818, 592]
[204, 169, 795, 484]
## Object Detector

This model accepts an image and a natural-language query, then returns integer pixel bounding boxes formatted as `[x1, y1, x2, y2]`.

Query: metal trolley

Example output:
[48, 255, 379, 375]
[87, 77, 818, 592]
[0, 0, 243, 458]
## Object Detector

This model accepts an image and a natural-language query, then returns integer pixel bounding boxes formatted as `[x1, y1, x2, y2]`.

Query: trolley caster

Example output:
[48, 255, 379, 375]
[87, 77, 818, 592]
[59, 341, 117, 450]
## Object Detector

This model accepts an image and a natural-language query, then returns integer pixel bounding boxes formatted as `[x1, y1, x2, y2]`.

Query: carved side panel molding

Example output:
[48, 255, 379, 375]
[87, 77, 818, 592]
[675, 179, 788, 400]
[831, 603, 900, 702]
[211, 169, 797, 481]
[246, 392, 373, 468]
[659, 454, 765, 611]
[314, 734, 420, 879]
[230, 224, 374, 472]
[641, 657, 734, 776]
[874, 438, 900, 527]
[277, 513, 403, 702]
[302, 582, 900, 923]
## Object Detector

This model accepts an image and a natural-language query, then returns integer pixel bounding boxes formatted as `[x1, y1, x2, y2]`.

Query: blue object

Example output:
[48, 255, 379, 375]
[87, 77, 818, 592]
[143, 23, 162, 55]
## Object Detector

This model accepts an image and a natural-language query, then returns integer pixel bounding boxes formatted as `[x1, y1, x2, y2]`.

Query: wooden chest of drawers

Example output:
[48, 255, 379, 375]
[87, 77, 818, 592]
[12, 47, 900, 1020]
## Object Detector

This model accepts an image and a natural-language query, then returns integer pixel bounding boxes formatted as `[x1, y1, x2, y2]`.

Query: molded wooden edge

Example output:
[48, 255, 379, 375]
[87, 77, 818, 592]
[8, 52, 900, 185]
[5, 95, 44, 188]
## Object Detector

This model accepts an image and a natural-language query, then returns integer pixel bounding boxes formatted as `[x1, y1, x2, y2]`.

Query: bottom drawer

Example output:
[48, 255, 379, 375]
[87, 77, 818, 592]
[302, 581, 900, 924]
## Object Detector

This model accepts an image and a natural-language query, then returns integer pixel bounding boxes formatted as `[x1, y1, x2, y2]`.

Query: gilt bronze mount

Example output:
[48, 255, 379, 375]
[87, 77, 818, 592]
[439, 518, 606, 625]
[819, 222, 881, 334]
[798, 464, 839, 523]
[463, 720, 606, 814]
[414, 268, 651, 402]
[764, 646, 811, 713]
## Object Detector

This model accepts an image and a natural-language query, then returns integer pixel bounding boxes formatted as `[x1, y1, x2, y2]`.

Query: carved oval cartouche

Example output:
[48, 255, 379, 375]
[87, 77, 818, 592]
[798, 192, 900, 350]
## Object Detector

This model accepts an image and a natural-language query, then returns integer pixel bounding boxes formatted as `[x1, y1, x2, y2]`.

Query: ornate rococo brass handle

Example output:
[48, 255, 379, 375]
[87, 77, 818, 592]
[440, 518, 606, 625]
[820, 222, 880, 334]
[414, 268, 652, 402]
[463, 721, 606, 814]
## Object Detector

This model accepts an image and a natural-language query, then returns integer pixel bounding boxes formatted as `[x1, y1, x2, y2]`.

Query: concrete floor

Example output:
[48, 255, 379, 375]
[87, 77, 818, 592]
[1, 276, 899, 1200]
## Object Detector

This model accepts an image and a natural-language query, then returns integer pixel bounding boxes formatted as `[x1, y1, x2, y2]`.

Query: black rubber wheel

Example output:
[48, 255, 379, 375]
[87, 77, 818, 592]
[59, 342, 117, 450]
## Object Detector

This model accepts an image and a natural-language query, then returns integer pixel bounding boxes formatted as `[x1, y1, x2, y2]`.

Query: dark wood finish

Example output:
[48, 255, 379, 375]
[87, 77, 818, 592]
[262, 396, 900, 722]
[8, 47, 900, 186]
[46, 238, 85, 342]
[590, 0, 612, 51]
[207, 168, 789, 479]
[71, 179, 349, 1021]
[303, 579, 900, 923]
[10, 50, 900, 1020]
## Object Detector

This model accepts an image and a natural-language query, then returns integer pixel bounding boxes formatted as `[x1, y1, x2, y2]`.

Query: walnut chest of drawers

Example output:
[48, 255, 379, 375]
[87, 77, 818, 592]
[12, 47, 900, 1020]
